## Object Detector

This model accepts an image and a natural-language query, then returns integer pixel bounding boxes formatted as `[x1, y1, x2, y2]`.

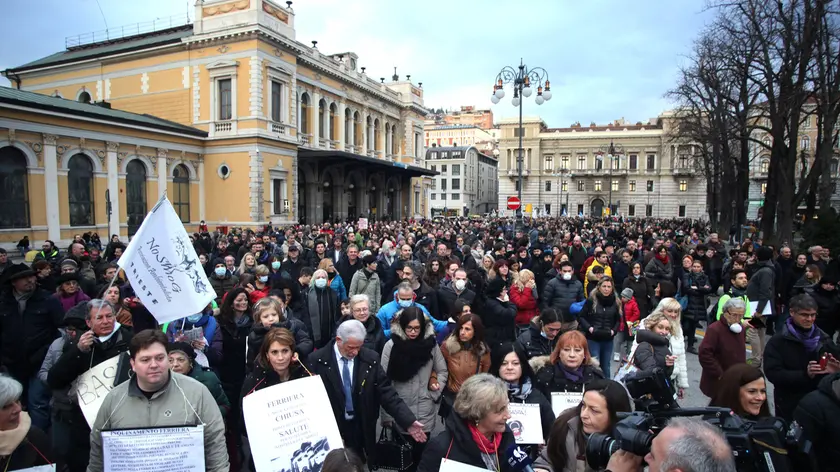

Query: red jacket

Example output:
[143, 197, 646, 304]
[698, 319, 746, 397]
[509, 284, 539, 325]
[621, 297, 641, 331]
[579, 255, 596, 280]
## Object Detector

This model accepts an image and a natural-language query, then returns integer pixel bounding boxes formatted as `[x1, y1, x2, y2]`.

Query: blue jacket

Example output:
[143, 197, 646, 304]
[376, 299, 446, 338]
[329, 274, 347, 302]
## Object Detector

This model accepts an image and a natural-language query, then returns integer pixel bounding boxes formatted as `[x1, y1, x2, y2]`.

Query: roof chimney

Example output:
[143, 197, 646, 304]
[392, 67, 399, 82]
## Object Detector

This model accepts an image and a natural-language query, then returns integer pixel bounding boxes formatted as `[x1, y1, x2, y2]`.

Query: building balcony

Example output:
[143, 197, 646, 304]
[212, 120, 235, 136]
[299, 133, 312, 146]
[327, 140, 339, 150]
[672, 167, 694, 176]
[270, 121, 288, 135]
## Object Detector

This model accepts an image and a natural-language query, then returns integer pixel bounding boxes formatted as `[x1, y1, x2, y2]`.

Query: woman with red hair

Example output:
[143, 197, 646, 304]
[532, 330, 605, 397]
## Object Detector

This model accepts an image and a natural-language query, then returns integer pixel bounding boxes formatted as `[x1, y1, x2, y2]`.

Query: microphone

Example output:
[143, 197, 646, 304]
[505, 444, 535, 472]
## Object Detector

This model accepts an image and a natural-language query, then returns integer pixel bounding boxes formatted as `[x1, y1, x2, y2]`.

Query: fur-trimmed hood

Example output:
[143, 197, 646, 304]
[389, 313, 436, 341]
[529, 354, 600, 374]
[443, 332, 488, 357]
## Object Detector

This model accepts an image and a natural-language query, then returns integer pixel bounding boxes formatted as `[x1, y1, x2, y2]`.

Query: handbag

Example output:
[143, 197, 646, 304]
[615, 344, 653, 384]
[373, 426, 413, 471]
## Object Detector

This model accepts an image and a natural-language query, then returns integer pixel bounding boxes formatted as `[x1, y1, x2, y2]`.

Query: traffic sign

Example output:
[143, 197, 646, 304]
[507, 196, 521, 210]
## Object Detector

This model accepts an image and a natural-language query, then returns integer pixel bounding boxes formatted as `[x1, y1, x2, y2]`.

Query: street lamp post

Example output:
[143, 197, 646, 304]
[595, 140, 623, 217]
[492, 59, 552, 229]
[553, 168, 568, 217]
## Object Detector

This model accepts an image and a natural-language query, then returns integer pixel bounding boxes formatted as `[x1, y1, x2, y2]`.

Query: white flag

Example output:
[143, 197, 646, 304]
[117, 197, 214, 324]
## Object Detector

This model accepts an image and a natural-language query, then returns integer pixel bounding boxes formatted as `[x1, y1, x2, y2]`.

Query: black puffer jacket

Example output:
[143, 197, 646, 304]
[681, 271, 712, 321]
[633, 329, 674, 378]
[418, 411, 516, 472]
[793, 373, 840, 471]
[578, 293, 621, 341]
[622, 275, 653, 319]
[515, 318, 557, 359]
[482, 297, 517, 350]
[541, 274, 584, 320]
[532, 355, 605, 397]
[437, 279, 476, 320]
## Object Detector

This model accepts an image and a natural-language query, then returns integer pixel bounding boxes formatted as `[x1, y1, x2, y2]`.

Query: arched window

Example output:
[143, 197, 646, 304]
[0, 147, 29, 228]
[329, 103, 338, 141]
[68, 154, 94, 226]
[318, 99, 326, 139]
[760, 159, 770, 173]
[300, 93, 310, 135]
[126, 160, 147, 236]
[78, 91, 91, 103]
[173, 164, 190, 223]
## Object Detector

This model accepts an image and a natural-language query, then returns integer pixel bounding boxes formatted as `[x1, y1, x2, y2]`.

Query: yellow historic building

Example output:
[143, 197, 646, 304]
[0, 0, 432, 248]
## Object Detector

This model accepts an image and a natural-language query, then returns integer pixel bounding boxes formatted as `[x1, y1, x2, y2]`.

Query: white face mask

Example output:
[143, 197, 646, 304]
[562, 273, 572, 281]
[315, 278, 327, 289]
[259, 276, 269, 283]
[454, 279, 467, 291]
[729, 322, 743, 334]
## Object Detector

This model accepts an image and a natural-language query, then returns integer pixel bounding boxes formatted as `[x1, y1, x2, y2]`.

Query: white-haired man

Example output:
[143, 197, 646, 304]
[309, 319, 425, 466]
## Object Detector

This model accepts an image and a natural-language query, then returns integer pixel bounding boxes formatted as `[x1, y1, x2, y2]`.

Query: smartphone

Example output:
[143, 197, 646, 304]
[820, 354, 829, 370]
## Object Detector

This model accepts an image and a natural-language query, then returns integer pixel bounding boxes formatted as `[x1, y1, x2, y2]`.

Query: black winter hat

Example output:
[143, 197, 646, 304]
[57, 273, 80, 285]
[62, 300, 90, 329]
[168, 341, 197, 361]
[486, 277, 506, 298]
[3, 263, 35, 283]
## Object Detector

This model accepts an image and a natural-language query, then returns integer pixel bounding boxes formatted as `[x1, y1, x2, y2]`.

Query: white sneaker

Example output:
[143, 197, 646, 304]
[613, 352, 620, 362]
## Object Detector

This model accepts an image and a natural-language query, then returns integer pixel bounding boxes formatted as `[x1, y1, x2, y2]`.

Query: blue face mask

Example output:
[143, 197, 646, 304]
[271, 261, 281, 270]
[214, 267, 227, 277]
[187, 314, 202, 323]
[398, 300, 412, 308]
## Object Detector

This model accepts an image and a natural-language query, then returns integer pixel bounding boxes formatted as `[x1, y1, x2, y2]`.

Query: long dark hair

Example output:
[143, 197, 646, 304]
[397, 306, 427, 337]
[547, 379, 632, 470]
[709, 364, 771, 418]
[219, 287, 250, 325]
[489, 343, 535, 384]
[447, 313, 486, 349]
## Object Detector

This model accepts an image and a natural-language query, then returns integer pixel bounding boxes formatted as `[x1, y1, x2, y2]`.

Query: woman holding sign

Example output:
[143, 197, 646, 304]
[380, 307, 448, 472]
[417, 374, 516, 472]
[489, 343, 554, 442]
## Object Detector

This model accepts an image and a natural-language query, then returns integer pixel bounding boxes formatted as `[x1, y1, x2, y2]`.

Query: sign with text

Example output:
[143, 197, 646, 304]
[551, 391, 583, 417]
[243, 376, 342, 472]
[358, 218, 368, 230]
[507, 403, 544, 445]
[14, 466, 56, 471]
[440, 458, 489, 471]
[101, 425, 204, 472]
[74, 354, 124, 428]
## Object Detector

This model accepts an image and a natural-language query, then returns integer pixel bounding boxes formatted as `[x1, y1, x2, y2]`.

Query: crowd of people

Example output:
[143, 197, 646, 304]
[0, 216, 839, 471]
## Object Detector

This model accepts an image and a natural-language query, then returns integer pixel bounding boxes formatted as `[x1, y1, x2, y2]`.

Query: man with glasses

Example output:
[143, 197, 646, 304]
[543, 261, 585, 323]
[375, 283, 446, 338]
[764, 294, 840, 421]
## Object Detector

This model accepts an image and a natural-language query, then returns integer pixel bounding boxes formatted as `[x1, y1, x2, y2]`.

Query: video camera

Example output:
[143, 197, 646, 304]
[585, 368, 817, 472]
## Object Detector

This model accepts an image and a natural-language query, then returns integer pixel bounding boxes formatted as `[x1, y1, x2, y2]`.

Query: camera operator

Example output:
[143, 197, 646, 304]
[605, 417, 736, 472]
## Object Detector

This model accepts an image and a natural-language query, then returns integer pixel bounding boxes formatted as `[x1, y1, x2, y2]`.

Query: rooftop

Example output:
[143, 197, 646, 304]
[0, 86, 207, 137]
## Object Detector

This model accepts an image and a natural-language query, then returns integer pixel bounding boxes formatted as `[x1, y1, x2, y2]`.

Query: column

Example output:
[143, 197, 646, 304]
[198, 156, 206, 221]
[157, 148, 167, 198]
[311, 90, 321, 147]
[42, 134, 61, 242]
[324, 103, 331, 146]
[361, 111, 368, 155]
[337, 102, 346, 151]
[106, 142, 121, 238]
[349, 112, 356, 151]
[306, 182, 320, 224]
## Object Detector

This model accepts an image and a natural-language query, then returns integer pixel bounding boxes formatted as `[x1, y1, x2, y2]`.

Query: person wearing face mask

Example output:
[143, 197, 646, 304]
[244, 264, 271, 304]
[268, 255, 284, 287]
[318, 258, 347, 302]
[482, 277, 518, 351]
[542, 261, 585, 324]
[349, 254, 382, 316]
[209, 259, 239, 305]
[301, 269, 340, 350]
[376, 283, 445, 339]
[165, 304, 221, 367]
[437, 266, 476, 321]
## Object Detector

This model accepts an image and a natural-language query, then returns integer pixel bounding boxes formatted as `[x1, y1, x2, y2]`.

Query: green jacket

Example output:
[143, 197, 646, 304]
[715, 291, 753, 320]
[189, 364, 230, 418]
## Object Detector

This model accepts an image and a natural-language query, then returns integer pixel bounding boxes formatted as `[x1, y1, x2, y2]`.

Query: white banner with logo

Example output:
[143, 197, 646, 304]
[117, 196, 215, 324]
[439, 459, 488, 471]
[101, 425, 204, 472]
[243, 376, 342, 472]
[507, 403, 544, 445]
[551, 391, 583, 417]
[73, 354, 123, 428]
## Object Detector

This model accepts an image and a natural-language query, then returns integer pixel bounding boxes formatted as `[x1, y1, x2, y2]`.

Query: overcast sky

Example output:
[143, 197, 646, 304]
[0, 0, 713, 126]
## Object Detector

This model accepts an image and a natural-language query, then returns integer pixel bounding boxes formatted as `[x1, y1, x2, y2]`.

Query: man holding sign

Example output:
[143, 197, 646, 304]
[87, 330, 228, 472]
[41, 299, 132, 472]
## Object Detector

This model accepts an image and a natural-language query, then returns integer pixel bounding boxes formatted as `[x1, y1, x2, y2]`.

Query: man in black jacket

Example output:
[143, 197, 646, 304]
[280, 245, 306, 281]
[336, 244, 362, 289]
[437, 268, 475, 320]
[746, 246, 777, 367]
[309, 320, 426, 465]
[541, 261, 584, 322]
[0, 263, 64, 430]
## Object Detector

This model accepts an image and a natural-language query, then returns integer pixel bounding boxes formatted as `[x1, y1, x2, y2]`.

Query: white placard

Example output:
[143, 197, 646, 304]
[74, 355, 122, 428]
[551, 391, 583, 417]
[358, 218, 369, 230]
[183, 326, 204, 342]
[117, 196, 215, 324]
[13, 466, 56, 471]
[440, 458, 489, 471]
[748, 301, 773, 316]
[243, 375, 343, 472]
[507, 403, 544, 445]
[101, 425, 204, 472]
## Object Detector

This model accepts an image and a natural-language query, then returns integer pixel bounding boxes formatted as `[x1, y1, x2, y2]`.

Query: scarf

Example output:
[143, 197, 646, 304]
[655, 253, 669, 264]
[307, 289, 332, 345]
[786, 317, 821, 352]
[729, 286, 747, 297]
[0, 411, 30, 455]
[386, 334, 435, 382]
[506, 379, 533, 402]
[12, 289, 34, 314]
[234, 313, 251, 328]
[558, 363, 585, 383]
[467, 421, 502, 454]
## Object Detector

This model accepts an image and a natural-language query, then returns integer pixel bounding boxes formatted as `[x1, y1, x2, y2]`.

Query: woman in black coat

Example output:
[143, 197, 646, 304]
[622, 262, 653, 318]
[806, 277, 839, 339]
[418, 374, 517, 472]
[681, 260, 712, 353]
[301, 270, 340, 349]
[490, 343, 555, 442]
[0, 376, 52, 471]
[482, 277, 517, 351]
[578, 277, 622, 378]
[533, 330, 605, 397]
[794, 372, 840, 471]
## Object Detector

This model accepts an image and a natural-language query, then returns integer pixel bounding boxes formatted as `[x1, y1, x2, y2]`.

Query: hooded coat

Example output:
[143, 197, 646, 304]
[515, 317, 558, 359]
[633, 329, 674, 378]
[793, 372, 840, 471]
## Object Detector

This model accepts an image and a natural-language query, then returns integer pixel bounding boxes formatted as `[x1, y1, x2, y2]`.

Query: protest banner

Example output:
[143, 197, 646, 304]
[358, 218, 368, 230]
[14, 466, 56, 471]
[507, 403, 544, 445]
[551, 391, 583, 417]
[117, 196, 215, 324]
[101, 425, 204, 472]
[440, 458, 489, 471]
[74, 354, 124, 428]
[243, 376, 342, 472]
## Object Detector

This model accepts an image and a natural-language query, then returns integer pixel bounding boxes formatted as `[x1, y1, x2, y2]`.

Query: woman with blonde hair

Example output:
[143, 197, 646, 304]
[632, 311, 677, 379]
[481, 254, 496, 274]
[578, 276, 622, 378]
[510, 269, 539, 333]
[631, 297, 688, 398]
[238, 252, 257, 276]
[318, 258, 347, 302]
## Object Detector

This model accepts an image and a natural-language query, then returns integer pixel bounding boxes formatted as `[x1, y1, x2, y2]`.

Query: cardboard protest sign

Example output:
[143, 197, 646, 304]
[439, 458, 489, 471]
[551, 391, 583, 417]
[74, 354, 126, 428]
[101, 425, 204, 472]
[243, 376, 343, 472]
[507, 403, 544, 445]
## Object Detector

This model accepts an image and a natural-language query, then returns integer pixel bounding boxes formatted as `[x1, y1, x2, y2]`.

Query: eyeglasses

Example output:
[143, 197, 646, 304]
[405, 326, 421, 333]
